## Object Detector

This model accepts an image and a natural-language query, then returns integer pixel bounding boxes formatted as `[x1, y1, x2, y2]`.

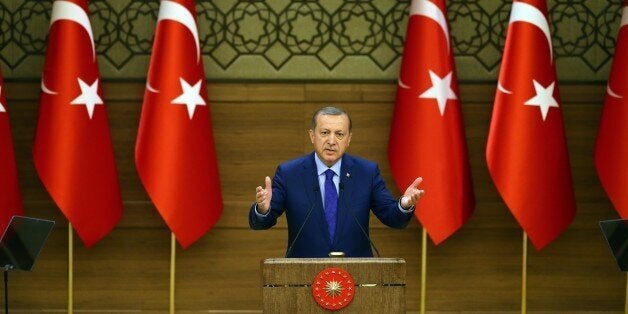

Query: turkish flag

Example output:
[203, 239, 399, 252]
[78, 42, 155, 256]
[0, 68, 24, 231]
[486, 0, 575, 250]
[595, 2, 628, 218]
[34, 0, 122, 247]
[388, 0, 474, 245]
[136, 0, 223, 249]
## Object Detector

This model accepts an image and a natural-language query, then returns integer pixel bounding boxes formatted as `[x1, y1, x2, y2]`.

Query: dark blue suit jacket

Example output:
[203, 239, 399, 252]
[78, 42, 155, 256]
[249, 152, 414, 257]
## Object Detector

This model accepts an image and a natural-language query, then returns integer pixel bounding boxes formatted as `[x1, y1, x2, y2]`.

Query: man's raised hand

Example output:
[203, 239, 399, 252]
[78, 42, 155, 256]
[400, 177, 425, 210]
[255, 176, 272, 214]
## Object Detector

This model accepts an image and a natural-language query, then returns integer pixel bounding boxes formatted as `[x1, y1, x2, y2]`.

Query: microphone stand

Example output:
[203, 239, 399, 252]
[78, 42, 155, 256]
[339, 185, 381, 257]
[285, 195, 317, 258]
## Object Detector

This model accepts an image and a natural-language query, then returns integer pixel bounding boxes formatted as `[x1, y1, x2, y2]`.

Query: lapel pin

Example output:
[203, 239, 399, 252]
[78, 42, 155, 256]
[346, 173, 350, 178]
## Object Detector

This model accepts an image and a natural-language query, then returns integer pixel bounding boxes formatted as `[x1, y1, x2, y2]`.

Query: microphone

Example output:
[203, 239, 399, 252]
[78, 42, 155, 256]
[285, 186, 318, 258]
[339, 183, 381, 257]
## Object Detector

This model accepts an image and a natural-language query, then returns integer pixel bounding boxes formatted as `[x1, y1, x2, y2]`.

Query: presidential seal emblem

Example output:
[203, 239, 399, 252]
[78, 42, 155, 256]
[311, 267, 355, 310]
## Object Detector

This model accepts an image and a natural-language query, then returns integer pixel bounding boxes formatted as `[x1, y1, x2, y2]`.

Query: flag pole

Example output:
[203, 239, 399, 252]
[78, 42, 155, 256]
[170, 233, 176, 314]
[522, 231, 528, 314]
[420, 227, 427, 314]
[625, 273, 627, 313]
[68, 223, 74, 314]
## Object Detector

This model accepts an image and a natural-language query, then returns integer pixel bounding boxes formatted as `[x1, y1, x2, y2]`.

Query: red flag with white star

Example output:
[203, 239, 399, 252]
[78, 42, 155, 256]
[34, 0, 122, 247]
[486, 0, 575, 250]
[595, 1, 628, 218]
[136, 0, 223, 248]
[0, 68, 24, 231]
[388, 0, 474, 245]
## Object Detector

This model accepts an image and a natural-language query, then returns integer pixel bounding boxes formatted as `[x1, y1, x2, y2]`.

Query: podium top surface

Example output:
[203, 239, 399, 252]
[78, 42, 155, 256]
[261, 257, 406, 285]
[263, 257, 405, 265]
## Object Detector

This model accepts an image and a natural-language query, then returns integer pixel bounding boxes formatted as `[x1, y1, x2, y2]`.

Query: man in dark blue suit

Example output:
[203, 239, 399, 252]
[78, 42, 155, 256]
[249, 107, 424, 257]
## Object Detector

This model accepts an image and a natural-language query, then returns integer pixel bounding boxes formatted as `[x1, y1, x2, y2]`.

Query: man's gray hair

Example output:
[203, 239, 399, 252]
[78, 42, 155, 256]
[310, 106, 352, 131]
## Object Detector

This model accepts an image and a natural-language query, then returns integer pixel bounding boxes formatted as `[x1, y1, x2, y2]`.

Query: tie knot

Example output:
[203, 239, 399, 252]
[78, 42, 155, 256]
[325, 169, 335, 180]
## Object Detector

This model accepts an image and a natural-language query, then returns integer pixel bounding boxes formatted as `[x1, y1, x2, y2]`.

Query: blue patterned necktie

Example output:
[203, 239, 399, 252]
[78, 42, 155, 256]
[324, 169, 338, 242]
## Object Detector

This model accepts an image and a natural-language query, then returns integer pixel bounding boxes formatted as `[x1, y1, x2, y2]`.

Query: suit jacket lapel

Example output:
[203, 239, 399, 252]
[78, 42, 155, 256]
[301, 153, 332, 247]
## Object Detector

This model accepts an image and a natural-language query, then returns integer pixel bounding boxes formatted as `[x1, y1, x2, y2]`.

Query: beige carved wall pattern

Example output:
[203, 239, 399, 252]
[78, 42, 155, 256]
[0, 0, 621, 81]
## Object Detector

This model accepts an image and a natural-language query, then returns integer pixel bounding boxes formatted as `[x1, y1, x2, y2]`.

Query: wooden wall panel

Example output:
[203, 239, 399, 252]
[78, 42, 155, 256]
[1, 82, 623, 312]
[73, 228, 171, 311]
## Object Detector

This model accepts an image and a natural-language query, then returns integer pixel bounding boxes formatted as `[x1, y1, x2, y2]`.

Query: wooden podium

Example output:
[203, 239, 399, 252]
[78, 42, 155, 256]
[261, 258, 406, 313]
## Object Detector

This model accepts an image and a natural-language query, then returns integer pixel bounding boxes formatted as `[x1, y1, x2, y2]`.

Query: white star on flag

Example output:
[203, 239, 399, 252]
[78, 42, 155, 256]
[524, 80, 558, 121]
[171, 78, 206, 120]
[419, 70, 457, 116]
[0, 86, 5, 112]
[70, 78, 103, 119]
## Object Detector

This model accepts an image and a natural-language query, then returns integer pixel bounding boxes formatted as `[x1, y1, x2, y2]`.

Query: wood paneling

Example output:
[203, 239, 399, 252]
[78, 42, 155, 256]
[1, 82, 622, 312]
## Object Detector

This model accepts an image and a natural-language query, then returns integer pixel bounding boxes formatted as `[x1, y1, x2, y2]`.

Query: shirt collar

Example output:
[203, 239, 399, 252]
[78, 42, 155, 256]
[314, 153, 342, 176]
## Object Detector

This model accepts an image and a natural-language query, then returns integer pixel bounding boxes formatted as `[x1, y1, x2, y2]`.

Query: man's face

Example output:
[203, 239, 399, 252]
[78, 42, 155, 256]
[309, 113, 352, 167]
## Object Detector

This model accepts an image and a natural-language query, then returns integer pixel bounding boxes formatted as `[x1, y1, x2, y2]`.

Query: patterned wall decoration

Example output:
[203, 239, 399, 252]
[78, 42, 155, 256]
[0, 0, 621, 82]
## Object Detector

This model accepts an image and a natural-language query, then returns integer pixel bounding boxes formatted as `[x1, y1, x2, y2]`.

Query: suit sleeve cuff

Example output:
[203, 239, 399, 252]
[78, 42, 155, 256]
[255, 204, 271, 217]
[398, 199, 415, 213]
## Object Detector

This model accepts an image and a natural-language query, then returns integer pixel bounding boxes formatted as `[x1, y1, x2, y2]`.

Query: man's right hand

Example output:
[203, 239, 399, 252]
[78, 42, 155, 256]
[255, 176, 272, 214]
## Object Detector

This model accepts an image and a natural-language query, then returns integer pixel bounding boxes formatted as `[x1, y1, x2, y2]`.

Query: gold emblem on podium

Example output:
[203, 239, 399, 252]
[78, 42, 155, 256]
[311, 267, 355, 310]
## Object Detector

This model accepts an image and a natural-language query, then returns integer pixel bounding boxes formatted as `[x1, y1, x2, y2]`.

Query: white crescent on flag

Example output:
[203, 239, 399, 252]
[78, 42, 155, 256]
[0, 86, 4, 112]
[147, 1, 201, 94]
[497, 82, 513, 94]
[607, 6, 628, 99]
[398, 78, 411, 89]
[509, 1, 553, 62]
[158, 0, 200, 62]
[410, 0, 450, 50]
[146, 81, 159, 93]
[399, 0, 450, 90]
[607, 85, 623, 99]
[43, 1, 95, 96]
[41, 78, 58, 95]
[50, 0, 95, 60]
[497, 1, 553, 95]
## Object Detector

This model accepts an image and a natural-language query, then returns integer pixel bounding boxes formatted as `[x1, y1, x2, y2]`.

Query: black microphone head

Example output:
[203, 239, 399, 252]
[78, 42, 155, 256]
[339, 183, 344, 191]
